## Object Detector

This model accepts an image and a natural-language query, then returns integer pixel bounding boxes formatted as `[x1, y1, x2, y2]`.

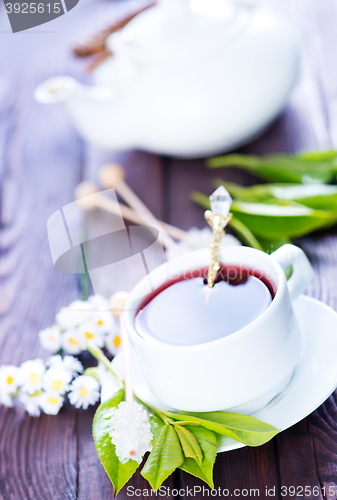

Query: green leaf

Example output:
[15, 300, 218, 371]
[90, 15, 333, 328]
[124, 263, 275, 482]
[256, 237, 291, 254]
[214, 180, 275, 204]
[270, 183, 337, 211]
[161, 411, 279, 447]
[216, 179, 337, 211]
[191, 190, 213, 210]
[84, 367, 100, 381]
[149, 414, 165, 440]
[179, 426, 217, 489]
[175, 425, 203, 464]
[231, 201, 336, 239]
[207, 151, 337, 183]
[141, 424, 184, 490]
[92, 390, 140, 497]
[191, 190, 336, 241]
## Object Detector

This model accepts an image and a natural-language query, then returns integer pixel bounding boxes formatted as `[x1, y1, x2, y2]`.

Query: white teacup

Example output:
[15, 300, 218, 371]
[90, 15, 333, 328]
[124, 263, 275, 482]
[122, 244, 314, 413]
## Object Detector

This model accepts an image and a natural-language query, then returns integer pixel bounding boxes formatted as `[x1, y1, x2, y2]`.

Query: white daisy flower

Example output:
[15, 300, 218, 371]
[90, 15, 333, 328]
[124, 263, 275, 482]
[39, 326, 62, 353]
[0, 365, 20, 395]
[105, 330, 122, 356]
[40, 391, 64, 415]
[88, 295, 118, 334]
[56, 300, 91, 330]
[88, 294, 110, 311]
[47, 355, 83, 377]
[19, 359, 45, 395]
[109, 401, 153, 464]
[91, 312, 114, 334]
[0, 390, 15, 407]
[166, 227, 241, 261]
[43, 368, 72, 395]
[61, 329, 82, 355]
[77, 321, 105, 349]
[68, 375, 100, 410]
[18, 391, 42, 417]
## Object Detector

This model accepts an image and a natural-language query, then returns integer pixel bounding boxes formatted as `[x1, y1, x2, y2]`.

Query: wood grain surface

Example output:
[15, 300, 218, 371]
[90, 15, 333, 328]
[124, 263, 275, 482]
[1, 0, 337, 499]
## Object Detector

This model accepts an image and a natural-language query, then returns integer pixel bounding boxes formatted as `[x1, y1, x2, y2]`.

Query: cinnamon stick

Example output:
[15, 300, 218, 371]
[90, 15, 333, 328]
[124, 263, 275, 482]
[73, 3, 155, 58]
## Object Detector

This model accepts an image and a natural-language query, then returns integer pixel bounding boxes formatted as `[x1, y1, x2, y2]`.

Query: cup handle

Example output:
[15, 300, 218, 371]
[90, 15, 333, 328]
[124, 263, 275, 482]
[270, 244, 314, 301]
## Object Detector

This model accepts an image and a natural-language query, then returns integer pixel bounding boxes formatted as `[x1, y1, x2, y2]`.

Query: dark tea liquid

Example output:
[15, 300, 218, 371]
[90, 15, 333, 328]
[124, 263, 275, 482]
[135, 266, 275, 346]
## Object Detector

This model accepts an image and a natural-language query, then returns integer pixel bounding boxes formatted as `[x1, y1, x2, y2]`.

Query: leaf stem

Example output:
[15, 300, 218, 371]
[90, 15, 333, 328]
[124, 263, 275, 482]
[228, 217, 263, 250]
[134, 395, 173, 424]
[87, 343, 174, 423]
[86, 343, 125, 388]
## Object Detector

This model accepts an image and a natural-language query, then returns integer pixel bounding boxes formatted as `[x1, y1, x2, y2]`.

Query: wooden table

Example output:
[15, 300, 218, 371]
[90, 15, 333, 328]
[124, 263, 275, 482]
[1, 0, 337, 498]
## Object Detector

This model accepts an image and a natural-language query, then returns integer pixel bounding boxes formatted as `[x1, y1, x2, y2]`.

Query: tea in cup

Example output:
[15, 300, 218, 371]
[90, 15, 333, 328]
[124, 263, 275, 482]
[122, 244, 313, 413]
[135, 265, 275, 346]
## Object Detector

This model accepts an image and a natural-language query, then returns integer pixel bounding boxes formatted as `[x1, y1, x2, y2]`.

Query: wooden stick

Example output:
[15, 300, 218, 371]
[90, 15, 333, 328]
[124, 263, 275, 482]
[74, 181, 186, 243]
[98, 164, 176, 249]
[73, 3, 155, 58]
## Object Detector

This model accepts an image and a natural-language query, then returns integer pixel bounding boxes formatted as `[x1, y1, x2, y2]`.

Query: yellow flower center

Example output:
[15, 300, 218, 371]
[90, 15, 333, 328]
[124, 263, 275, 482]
[7, 376, 14, 385]
[52, 380, 62, 391]
[50, 335, 55, 342]
[80, 386, 88, 397]
[49, 397, 58, 405]
[69, 337, 79, 346]
[30, 373, 39, 385]
[129, 449, 136, 457]
[97, 319, 103, 326]
[85, 332, 94, 340]
[113, 336, 121, 348]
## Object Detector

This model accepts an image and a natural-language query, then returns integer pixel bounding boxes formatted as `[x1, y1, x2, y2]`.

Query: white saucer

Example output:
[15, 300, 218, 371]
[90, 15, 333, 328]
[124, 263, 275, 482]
[101, 295, 337, 453]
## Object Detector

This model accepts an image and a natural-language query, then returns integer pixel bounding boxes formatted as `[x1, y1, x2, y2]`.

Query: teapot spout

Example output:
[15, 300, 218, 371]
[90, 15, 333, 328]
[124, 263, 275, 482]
[34, 76, 132, 150]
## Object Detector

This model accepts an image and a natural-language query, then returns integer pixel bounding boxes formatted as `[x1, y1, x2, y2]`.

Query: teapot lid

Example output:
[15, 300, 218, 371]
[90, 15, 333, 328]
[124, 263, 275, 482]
[108, 0, 253, 63]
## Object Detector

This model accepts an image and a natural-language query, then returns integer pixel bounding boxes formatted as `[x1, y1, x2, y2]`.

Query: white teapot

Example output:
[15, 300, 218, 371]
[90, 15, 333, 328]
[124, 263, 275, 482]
[35, 0, 299, 157]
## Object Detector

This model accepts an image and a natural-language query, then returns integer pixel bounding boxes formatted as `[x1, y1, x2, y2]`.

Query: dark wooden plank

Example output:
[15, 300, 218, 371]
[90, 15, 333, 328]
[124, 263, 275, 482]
[0, 31, 84, 500]
[275, 1, 337, 497]
[178, 442, 278, 499]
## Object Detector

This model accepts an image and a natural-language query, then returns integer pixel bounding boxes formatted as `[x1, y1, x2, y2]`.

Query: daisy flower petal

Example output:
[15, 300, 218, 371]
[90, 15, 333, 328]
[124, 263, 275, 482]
[46, 354, 63, 370]
[91, 312, 114, 334]
[88, 294, 110, 311]
[56, 300, 92, 330]
[39, 326, 61, 353]
[0, 390, 14, 407]
[43, 368, 72, 395]
[0, 365, 20, 395]
[46, 355, 83, 377]
[40, 392, 64, 415]
[19, 359, 45, 395]
[68, 375, 100, 410]
[78, 321, 105, 349]
[18, 391, 42, 417]
[105, 331, 122, 356]
[61, 329, 82, 355]
[62, 356, 83, 376]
